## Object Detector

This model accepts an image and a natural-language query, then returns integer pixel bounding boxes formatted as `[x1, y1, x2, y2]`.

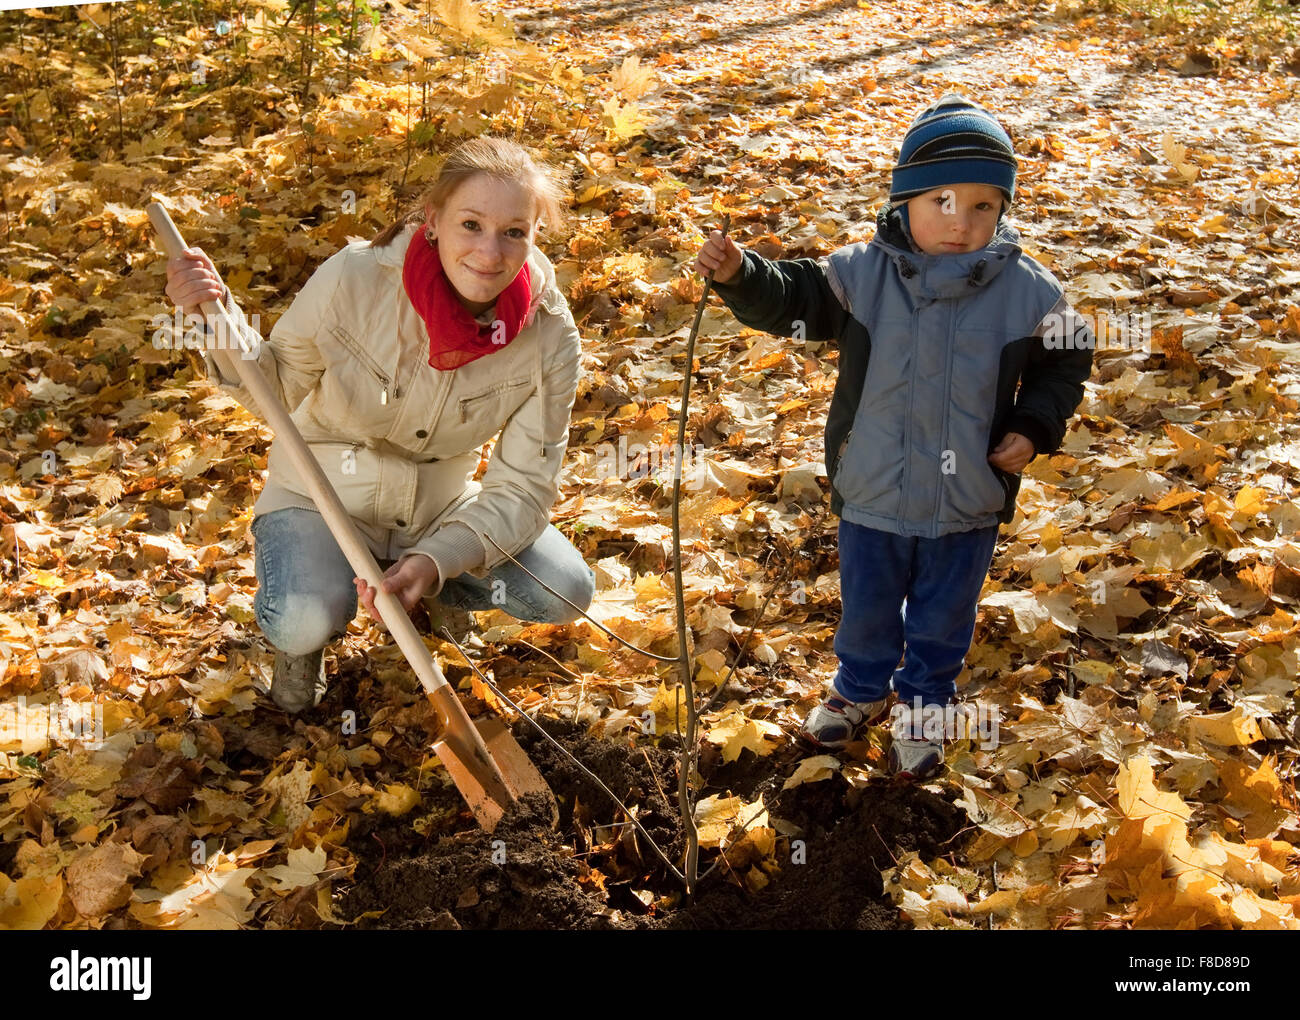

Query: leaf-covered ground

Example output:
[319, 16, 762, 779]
[2, 0, 1300, 929]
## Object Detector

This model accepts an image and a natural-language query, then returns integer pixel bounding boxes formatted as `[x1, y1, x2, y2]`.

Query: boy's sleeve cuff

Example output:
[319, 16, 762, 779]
[1004, 414, 1052, 456]
[710, 249, 756, 294]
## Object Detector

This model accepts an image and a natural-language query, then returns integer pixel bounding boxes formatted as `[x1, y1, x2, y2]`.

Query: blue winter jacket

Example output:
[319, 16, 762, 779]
[712, 205, 1094, 538]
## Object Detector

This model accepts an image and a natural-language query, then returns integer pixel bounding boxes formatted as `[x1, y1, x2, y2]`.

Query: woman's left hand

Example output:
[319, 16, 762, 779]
[354, 554, 441, 619]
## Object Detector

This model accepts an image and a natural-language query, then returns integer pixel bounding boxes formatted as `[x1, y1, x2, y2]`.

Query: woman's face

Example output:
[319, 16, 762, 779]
[428, 175, 538, 316]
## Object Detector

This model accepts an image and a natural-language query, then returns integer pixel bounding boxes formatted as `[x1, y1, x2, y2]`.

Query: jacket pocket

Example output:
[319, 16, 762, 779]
[457, 379, 532, 424]
[329, 325, 397, 405]
[941, 457, 1008, 522]
[829, 429, 852, 490]
[271, 440, 381, 527]
[834, 424, 905, 515]
[991, 464, 1020, 514]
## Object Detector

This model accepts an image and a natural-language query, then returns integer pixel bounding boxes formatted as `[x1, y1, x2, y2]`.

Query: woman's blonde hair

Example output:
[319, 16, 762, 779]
[370, 136, 567, 248]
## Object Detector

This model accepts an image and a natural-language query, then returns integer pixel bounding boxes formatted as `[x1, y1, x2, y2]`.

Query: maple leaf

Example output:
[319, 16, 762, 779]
[85, 473, 124, 506]
[610, 56, 655, 101]
[1037, 794, 1111, 852]
[193, 787, 254, 824]
[601, 97, 651, 144]
[149, 865, 260, 930]
[1215, 757, 1293, 839]
[704, 707, 782, 763]
[263, 760, 318, 832]
[1116, 756, 1192, 824]
[1186, 705, 1265, 747]
[262, 845, 329, 892]
[782, 754, 841, 790]
[693, 794, 768, 850]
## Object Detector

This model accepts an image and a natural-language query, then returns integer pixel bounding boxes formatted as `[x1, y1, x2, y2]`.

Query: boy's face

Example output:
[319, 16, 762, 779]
[905, 183, 1004, 256]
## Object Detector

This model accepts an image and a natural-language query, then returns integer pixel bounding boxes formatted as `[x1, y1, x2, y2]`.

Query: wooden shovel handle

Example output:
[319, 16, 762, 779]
[147, 202, 452, 699]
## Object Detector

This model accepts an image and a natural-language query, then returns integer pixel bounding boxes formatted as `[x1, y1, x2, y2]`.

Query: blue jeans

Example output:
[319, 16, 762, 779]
[831, 518, 999, 707]
[251, 507, 596, 656]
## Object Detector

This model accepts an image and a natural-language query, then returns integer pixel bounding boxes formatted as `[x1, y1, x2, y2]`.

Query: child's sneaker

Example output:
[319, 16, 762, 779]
[887, 704, 945, 779]
[798, 686, 889, 749]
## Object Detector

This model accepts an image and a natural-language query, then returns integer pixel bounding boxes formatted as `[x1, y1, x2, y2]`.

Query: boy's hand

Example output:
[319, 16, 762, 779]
[694, 230, 743, 285]
[354, 555, 440, 620]
[988, 432, 1035, 474]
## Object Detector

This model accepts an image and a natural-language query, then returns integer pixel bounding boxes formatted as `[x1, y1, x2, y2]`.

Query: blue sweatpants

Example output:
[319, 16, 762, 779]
[831, 518, 999, 707]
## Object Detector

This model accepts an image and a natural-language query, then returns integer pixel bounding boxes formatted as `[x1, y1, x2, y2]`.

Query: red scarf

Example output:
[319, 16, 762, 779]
[402, 224, 533, 370]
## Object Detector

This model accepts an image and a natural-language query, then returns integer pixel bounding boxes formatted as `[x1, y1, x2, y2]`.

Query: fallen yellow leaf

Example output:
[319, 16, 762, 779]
[0, 872, 63, 929]
[262, 845, 329, 891]
[704, 708, 782, 763]
[782, 754, 841, 790]
[1187, 705, 1264, 747]
[694, 794, 768, 850]
[373, 783, 421, 817]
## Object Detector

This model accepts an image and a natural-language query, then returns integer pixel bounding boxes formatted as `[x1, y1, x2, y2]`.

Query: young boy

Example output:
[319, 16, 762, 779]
[695, 94, 1094, 778]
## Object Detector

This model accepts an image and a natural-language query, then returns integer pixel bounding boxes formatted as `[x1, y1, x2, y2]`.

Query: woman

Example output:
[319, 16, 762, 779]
[165, 137, 595, 713]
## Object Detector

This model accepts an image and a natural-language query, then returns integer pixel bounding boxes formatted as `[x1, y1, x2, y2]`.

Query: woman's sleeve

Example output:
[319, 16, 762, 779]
[412, 304, 582, 586]
[197, 251, 344, 421]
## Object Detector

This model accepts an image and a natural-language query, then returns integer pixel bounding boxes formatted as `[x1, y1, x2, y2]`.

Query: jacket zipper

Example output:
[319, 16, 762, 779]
[934, 298, 958, 533]
[900, 303, 919, 522]
[331, 326, 398, 405]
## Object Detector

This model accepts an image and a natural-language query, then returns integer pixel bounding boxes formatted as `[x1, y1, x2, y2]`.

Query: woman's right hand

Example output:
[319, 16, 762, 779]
[694, 229, 742, 285]
[165, 246, 226, 316]
[354, 555, 441, 619]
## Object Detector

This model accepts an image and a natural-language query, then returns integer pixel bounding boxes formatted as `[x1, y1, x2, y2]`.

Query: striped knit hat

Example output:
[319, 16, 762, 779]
[890, 94, 1017, 208]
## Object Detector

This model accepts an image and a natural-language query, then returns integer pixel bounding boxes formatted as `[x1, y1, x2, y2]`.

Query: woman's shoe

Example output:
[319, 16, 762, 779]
[270, 648, 327, 713]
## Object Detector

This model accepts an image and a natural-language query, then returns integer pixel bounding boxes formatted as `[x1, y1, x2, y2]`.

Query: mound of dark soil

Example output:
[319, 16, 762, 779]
[336, 717, 965, 930]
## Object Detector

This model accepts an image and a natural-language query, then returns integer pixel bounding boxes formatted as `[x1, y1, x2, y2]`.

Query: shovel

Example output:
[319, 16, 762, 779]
[148, 203, 555, 832]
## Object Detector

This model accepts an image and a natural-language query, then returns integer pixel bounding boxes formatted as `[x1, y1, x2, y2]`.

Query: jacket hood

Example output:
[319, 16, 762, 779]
[872, 203, 1023, 302]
